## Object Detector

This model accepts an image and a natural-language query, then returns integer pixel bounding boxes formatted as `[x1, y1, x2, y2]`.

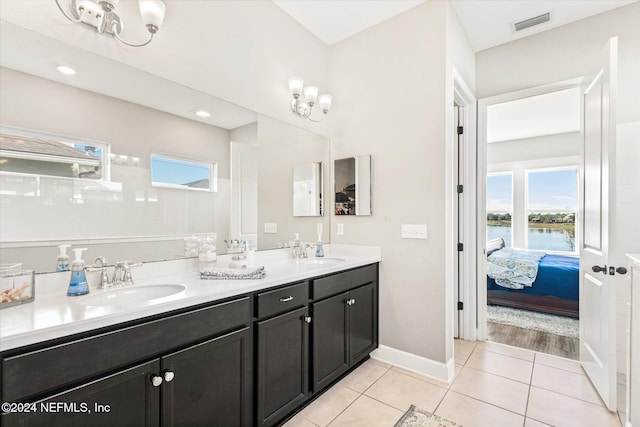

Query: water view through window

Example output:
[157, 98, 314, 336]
[486, 169, 577, 253]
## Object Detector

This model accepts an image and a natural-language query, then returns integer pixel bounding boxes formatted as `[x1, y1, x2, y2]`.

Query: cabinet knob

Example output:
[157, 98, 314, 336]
[151, 375, 163, 387]
[346, 298, 356, 306]
[304, 316, 312, 323]
[163, 370, 175, 382]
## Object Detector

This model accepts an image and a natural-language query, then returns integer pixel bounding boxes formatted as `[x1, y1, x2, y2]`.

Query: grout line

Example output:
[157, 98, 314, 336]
[439, 389, 528, 420]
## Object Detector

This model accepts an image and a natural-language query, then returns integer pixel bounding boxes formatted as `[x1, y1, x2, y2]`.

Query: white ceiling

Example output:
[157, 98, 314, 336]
[273, 0, 637, 51]
[487, 87, 580, 143]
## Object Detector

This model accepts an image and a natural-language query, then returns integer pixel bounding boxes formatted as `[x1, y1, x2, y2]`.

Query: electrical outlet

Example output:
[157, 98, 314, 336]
[401, 224, 427, 239]
[337, 223, 344, 236]
[264, 223, 278, 234]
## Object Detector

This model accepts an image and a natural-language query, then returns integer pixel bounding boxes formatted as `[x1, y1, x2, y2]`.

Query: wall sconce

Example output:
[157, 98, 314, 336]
[55, 0, 166, 47]
[288, 76, 332, 122]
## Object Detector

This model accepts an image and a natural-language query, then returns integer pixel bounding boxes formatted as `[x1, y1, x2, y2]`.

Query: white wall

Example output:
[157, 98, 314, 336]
[328, 1, 475, 370]
[0, 67, 230, 244]
[477, 2, 640, 374]
[487, 132, 579, 167]
[0, 0, 332, 137]
[257, 115, 331, 250]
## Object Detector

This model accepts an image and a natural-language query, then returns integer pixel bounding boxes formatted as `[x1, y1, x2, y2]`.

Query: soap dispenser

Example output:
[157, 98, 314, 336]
[67, 248, 90, 296]
[56, 244, 71, 271]
[315, 224, 324, 257]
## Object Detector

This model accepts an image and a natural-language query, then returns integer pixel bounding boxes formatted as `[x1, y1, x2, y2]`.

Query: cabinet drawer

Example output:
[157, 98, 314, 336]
[2, 296, 251, 402]
[312, 264, 377, 300]
[256, 282, 309, 319]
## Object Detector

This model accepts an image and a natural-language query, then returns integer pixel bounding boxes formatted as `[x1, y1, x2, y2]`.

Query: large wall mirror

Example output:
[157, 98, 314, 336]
[0, 22, 330, 272]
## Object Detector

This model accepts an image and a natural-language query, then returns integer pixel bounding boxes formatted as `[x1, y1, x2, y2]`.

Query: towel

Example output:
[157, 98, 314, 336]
[200, 266, 266, 280]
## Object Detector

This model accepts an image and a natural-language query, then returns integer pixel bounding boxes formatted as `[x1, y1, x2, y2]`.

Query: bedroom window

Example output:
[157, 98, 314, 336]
[526, 168, 577, 252]
[486, 173, 513, 248]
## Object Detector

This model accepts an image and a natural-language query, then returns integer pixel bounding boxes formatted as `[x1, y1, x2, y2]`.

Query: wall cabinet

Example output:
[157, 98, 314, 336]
[1, 263, 378, 427]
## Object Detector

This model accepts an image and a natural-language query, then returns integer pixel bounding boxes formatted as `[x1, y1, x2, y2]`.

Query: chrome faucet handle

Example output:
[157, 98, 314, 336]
[89, 257, 111, 289]
[115, 261, 142, 285]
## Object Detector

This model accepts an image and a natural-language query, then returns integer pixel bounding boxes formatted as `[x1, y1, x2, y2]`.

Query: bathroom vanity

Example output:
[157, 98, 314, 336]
[0, 246, 380, 427]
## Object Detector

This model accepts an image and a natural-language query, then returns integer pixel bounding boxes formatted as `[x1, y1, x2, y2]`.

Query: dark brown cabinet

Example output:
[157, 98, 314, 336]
[2, 360, 161, 427]
[1, 297, 252, 427]
[1, 263, 378, 427]
[256, 307, 310, 427]
[312, 283, 377, 392]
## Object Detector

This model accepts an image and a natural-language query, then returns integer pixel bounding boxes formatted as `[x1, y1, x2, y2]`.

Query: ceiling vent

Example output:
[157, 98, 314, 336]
[513, 12, 551, 32]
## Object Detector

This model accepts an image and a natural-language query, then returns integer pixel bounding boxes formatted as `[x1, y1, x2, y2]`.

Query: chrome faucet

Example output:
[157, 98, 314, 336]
[292, 243, 313, 259]
[112, 262, 133, 286]
[91, 258, 140, 289]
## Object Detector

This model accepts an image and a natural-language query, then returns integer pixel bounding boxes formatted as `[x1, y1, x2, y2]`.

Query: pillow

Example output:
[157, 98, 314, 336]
[486, 237, 505, 256]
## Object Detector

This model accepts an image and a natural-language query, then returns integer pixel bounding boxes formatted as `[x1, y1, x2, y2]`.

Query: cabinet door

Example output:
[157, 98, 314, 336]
[349, 283, 378, 364]
[312, 291, 349, 392]
[256, 306, 309, 427]
[161, 327, 252, 427]
[1, 360, 160, 427]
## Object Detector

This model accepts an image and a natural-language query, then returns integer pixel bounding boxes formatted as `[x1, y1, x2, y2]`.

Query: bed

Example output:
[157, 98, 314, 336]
[486, 237, 580, 318]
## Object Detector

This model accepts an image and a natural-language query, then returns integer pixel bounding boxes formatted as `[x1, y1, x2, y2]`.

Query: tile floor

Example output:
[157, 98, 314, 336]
[283, 340, 621, 427]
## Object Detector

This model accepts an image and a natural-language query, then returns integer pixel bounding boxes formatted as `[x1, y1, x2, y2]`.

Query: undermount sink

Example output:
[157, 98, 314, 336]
[77, 284, 186, 307]
[297, 257, 346, 265]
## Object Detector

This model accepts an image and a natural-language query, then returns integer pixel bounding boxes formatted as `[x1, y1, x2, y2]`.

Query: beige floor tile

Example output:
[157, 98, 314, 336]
[391, 366, 450, 388]
[454, 339, 476, 365]
[527, 387, 620, 427]
[435, 390, 525, 427]
[535, 352, 585, 374]
[466, 349, 534, 384]
[364, 369, 447, 412]
[478, 340, 535, 361]
[339, 359, 390, 393]
[328, 395, 404, 427]
[450, 366, 530, 415]
[282, 413, 320, 427]
[296, 385, 360, 426]
[524, 418, 552, 427]
[531, 363, 603, 406]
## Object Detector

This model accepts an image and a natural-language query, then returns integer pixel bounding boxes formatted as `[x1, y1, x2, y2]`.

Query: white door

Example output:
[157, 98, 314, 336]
[579, 37, 618, 411]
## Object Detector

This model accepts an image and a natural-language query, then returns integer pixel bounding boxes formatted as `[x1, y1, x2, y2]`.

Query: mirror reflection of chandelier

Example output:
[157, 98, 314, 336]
[55, 0, 166, 47]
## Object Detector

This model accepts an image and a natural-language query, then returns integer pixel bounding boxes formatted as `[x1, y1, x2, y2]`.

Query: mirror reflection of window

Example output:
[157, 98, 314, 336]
[0, 133, 105, 180]
[150, 153, 217, 192]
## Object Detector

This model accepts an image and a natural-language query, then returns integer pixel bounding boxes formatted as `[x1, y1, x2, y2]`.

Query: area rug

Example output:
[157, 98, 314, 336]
[394, 405, 461, 427]
[487, 305, 579, 339]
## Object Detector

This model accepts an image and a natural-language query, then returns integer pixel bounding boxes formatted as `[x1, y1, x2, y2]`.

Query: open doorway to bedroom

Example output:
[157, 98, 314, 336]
[482, 84, 581, 359]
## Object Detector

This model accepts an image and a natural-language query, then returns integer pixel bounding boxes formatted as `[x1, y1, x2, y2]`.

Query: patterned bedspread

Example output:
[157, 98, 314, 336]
[487, 248, 546, 290]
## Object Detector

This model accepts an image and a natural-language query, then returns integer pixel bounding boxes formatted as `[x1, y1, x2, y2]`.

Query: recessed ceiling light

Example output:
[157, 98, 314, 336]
[56, 65, 76, 75]
[194, 110, 212, 118]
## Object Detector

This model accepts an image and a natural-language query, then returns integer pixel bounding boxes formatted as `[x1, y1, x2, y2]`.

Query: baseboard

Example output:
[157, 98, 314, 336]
[371, 345, 455, 383]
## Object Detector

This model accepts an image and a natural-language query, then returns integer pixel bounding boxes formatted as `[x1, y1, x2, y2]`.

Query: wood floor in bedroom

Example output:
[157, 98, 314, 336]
[486, 321, 579, 360]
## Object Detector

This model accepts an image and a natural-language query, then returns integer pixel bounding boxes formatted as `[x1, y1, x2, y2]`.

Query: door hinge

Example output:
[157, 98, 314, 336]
[456, 184, 463, 194]
[457, 126, 463, 135]
[457, 243, 463, 251]
[457, 301, 463, 310]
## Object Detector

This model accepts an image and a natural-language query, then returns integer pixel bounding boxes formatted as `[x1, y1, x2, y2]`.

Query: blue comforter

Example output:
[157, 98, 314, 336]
[487, 253, 580, 300]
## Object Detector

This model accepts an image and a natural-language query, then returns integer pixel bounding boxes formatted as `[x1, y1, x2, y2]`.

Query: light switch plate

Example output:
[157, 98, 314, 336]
[337, 223, 344, 236]
[264, 223, 278, 234]
[402, 224, 427, 239]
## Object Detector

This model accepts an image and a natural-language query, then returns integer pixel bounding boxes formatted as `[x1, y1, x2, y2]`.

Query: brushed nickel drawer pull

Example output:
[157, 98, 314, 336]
[279, 296, 294, 302]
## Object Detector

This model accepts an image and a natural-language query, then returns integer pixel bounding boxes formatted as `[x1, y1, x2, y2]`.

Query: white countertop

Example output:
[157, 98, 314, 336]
[0, 244, 381, 352]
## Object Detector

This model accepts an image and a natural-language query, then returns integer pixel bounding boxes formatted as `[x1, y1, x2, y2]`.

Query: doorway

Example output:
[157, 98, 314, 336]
[477, 80, 582, 359]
